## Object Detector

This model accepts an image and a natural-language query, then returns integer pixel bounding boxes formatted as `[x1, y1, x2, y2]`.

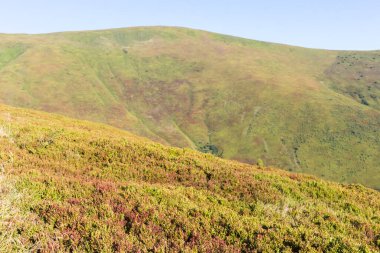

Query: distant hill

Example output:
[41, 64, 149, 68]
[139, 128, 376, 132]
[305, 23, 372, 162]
[0, 27, 379, 188]
[0, 104, 379, 252]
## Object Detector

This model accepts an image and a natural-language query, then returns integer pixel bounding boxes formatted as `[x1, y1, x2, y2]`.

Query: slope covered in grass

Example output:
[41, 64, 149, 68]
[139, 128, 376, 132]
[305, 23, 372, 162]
[0, 27, 379, 188]
[0, 104, 379, 252]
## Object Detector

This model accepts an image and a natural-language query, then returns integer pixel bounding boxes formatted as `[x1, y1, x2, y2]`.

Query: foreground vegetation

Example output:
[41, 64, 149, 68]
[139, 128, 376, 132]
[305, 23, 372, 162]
[0, 104, 379, 252]
[0, 27, 379, 188]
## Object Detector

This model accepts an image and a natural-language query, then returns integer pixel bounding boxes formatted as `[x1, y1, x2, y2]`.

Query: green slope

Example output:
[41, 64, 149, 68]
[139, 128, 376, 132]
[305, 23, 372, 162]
[0, 104, 379, 252]
[0, 27, 379, 188]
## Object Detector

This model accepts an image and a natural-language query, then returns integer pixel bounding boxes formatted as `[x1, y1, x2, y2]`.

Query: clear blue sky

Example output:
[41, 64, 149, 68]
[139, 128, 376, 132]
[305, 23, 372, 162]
[0, 0, 379, 50]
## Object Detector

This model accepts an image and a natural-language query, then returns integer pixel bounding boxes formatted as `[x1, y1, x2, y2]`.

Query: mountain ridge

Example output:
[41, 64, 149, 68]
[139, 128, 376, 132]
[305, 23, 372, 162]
[0, 26, 379, 188]
[2, 26, 379, 51]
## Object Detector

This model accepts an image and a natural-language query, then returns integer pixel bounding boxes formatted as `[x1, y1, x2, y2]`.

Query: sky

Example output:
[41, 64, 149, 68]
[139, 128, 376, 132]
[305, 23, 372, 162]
[0, 0, 379, 50]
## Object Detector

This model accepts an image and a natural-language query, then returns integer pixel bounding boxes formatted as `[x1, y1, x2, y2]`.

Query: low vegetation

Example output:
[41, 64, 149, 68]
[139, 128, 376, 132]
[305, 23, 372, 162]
[0, 27, 379, 188]
[0, 104, 379, 252]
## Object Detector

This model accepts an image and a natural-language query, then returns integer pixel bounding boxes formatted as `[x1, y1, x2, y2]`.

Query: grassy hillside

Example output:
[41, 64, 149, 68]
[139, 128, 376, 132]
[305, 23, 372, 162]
[0, 104, 379, 252]
[0, 27, 379, 188]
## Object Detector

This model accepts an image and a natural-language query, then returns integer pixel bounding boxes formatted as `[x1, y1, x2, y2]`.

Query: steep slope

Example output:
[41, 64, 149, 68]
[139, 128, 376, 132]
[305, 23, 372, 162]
[0, 104, 379, 252]
[0, 27, 379, 188]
